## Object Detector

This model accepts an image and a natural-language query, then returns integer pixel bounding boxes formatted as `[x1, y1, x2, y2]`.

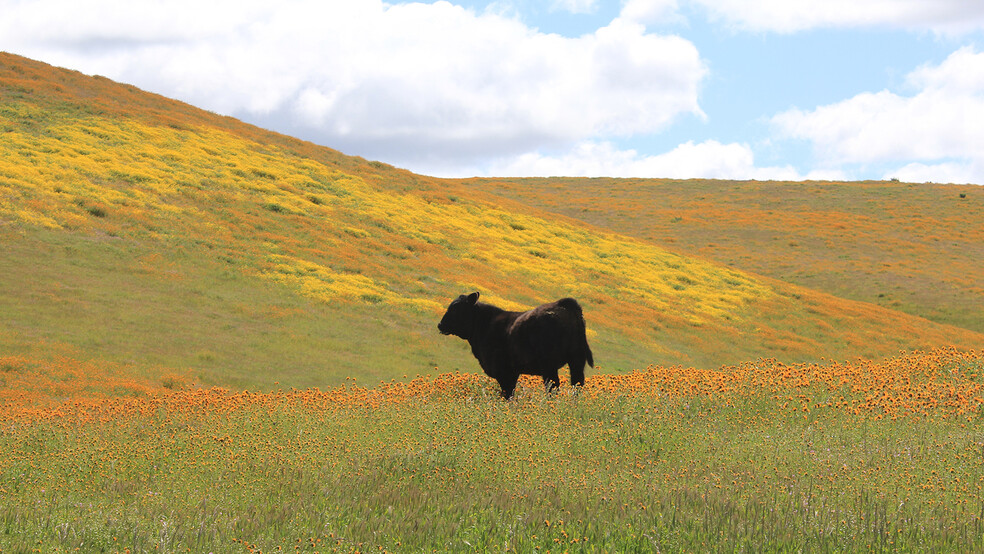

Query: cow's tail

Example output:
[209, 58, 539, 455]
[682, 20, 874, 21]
[558, 298, 593, 363]
[558, 298, 594, 385]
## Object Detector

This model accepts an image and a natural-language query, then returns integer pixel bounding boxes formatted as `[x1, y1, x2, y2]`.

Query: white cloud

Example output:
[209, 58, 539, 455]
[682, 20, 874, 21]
[0, 0, 707, 169]
[772, 46, 984, 184]
[550, 0, 598, 15]
[688, 0, 984, 34]
[477, 139, 839, 180]
[888, 161, 982, 185]
[620, 0, 682, 26]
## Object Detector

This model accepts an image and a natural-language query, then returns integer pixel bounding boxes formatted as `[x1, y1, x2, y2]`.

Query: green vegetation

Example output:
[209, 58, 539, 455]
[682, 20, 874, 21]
[460, 177, 984, 334]
[2, 351, 983, 552]
[2, 52, 984, 554]
[2, 53, 982, 392]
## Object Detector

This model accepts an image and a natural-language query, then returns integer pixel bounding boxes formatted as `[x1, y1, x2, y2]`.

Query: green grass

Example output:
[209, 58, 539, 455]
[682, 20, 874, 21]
[2, 371, 982, 552]
[461, 177, 984, 335]
[4, 52, 984, 391]
[3, 46, 984, 554]
[0, 226, 484, 391]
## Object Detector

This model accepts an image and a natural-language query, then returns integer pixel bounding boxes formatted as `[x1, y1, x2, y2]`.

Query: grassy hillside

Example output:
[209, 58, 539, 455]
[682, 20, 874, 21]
[460, 177, 984, 334]
[2, 53, 982, 392]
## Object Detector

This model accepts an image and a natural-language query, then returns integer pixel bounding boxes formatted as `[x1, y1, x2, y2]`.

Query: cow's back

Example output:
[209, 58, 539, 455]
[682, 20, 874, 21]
[507, 300, 583, 371]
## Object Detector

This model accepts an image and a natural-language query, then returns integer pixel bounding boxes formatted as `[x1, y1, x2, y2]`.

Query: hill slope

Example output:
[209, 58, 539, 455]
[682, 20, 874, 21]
[460, 177, 984, 334]
[2, 53, 981, 391]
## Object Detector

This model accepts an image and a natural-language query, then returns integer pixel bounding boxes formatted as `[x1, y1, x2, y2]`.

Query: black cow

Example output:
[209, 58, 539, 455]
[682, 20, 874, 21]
[438, 292, 594, 399]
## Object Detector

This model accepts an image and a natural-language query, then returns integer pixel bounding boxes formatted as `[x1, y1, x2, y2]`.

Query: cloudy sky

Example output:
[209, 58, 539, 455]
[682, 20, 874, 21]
[3, 0, 984, 183]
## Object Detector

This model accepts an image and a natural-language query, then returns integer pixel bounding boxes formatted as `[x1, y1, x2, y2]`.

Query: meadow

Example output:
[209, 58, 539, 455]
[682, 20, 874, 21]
[2, 348, 982, 552]
[3, 53, 984, 553]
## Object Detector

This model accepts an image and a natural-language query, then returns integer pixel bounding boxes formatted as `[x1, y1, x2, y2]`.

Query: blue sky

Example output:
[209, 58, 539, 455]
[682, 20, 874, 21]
[2, 0, 984, 183]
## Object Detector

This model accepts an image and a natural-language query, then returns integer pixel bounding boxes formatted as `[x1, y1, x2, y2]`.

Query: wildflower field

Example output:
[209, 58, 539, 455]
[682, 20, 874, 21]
[2, 348, 983, 552]
[4, 52, 984, 391]
[462, 177, 984, 335]
[3, 53, 984, 553]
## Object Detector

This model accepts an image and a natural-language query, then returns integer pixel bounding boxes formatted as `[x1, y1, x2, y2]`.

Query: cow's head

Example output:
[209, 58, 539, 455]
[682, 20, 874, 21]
[438, 292, 479, 338]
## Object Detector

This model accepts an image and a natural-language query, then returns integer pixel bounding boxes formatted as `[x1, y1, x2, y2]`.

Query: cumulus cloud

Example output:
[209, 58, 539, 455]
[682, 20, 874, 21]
[550, 0, 598, 15]
[685, 0, 984, 34]
[11, 0, 975, 182]
[0, 0, 707, 170]
[620, 0, 682, 26]
[889, 161, 983, 185]
[477, 139, 841, 180]
[773, 46, 984, 184]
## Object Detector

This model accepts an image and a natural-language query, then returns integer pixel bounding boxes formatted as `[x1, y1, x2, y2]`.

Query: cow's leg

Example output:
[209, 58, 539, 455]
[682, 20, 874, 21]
[497, 373, 519, 400]
[543, 371, 560, 393]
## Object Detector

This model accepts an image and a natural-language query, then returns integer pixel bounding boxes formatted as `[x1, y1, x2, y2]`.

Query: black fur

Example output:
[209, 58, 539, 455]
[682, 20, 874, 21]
[438, 292, 594, 399]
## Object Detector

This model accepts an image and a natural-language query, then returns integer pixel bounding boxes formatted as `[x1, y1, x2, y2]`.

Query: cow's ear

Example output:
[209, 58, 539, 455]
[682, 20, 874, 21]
[467, 292, 480, 304]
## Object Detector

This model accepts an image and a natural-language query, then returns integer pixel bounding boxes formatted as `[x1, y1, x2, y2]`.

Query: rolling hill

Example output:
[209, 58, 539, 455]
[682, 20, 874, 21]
[1, 52, 981, 392]
[460, 177, 984, 334]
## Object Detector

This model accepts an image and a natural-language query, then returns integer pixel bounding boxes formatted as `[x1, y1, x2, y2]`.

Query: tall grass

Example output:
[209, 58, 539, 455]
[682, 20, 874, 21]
[2, 349, 981, 552]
